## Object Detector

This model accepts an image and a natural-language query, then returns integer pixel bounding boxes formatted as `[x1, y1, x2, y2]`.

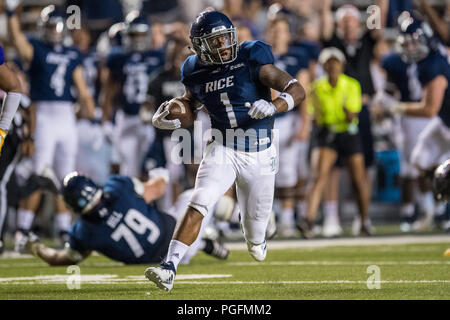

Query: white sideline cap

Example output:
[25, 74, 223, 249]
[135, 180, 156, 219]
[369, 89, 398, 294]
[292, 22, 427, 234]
[318, 47, 346, 65]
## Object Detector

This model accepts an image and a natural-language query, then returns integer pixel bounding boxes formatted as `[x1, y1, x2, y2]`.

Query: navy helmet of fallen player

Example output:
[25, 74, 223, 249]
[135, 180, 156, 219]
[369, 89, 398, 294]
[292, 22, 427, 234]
[189, 10, 238, 65]
[123, 10, 151, 53]
[38, 5, 66, 45]
[396, 11, 438, 63]
[62, 172, 104, 216]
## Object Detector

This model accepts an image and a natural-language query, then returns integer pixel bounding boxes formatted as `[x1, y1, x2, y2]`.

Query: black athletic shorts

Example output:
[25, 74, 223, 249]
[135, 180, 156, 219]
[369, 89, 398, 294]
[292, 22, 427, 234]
[310, 126, 363, 160]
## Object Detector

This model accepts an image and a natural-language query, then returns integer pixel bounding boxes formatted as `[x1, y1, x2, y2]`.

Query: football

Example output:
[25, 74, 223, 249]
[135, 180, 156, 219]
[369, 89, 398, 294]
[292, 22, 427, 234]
[166, 98, 195, 128]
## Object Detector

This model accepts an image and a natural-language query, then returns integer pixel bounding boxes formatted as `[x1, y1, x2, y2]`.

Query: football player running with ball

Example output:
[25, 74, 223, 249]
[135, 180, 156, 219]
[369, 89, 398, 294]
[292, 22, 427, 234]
[146, 11, 305, 292]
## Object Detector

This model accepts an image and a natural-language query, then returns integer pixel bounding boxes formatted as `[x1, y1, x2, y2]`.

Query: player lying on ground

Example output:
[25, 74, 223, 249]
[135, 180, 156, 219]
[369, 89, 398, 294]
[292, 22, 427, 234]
[146, 10, 305, 292]
[0, 45, 22, 154]
[25, 169, 229, 265]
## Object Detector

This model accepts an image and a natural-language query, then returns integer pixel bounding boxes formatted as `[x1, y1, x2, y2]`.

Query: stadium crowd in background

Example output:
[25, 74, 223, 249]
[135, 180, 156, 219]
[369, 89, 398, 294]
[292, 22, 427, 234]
[0, 0, 449, 255]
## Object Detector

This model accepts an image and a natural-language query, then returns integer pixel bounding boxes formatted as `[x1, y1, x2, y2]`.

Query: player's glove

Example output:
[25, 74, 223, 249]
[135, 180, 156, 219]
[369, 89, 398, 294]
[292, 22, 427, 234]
[152, 101, 181, 130]
[148, 167, 170, 184]
[372, 91, 406, 115]
[5, 0, 21, 15]
[247, 100, 277, 119]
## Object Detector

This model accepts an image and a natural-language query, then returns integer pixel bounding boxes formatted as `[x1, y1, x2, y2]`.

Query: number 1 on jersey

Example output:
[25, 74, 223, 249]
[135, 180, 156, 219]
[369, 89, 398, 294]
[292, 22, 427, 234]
[220, 92, 238, 128]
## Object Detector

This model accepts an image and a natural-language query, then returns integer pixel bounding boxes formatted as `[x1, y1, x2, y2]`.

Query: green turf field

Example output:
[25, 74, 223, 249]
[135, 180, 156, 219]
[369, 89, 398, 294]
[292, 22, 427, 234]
[0, 236, 449, 300]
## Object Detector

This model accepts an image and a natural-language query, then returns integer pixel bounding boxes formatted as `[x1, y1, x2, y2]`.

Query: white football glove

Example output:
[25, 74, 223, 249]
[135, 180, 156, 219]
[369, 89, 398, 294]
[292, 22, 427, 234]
[152, 101, 181, 130]
[5, 0, 21, 13]
[372, 91, 405, 114]
[247, 99, 277, 119]
[148, 167, 170, 184]
[245, 99, 277, 119]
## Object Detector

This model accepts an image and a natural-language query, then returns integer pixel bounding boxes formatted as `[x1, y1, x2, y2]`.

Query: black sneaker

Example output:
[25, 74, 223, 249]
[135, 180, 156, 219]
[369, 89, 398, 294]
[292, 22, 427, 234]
[296, 217, 314, 239]
[203, 238, 229, 260]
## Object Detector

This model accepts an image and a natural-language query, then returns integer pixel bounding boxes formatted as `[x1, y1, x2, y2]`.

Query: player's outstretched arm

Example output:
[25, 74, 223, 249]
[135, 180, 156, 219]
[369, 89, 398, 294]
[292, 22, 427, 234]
[259, 64, 306, 114]
[29, 242, 91, 266]
[402, 75, 448, 118]
[73, 66, 95, 119]
[6, 1, 34, 64]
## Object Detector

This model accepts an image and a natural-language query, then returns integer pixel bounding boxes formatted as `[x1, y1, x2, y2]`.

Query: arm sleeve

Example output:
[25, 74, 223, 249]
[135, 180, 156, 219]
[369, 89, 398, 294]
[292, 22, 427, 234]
[103, 175, 138, 199]
[418, 57, 445, 86]
[67, 222, 90, 255]
[247, 41, 275, 81]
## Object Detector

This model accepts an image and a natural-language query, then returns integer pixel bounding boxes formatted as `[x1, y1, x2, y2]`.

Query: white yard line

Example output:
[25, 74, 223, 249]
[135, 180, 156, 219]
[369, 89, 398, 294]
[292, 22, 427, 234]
[226, 234, 450, 250]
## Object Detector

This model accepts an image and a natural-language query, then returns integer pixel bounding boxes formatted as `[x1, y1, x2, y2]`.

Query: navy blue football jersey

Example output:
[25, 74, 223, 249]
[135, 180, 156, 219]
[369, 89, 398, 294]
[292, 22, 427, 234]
[28, 39, 83, 102]
[0, 45, 4, 65]
[181, 40, 275, 151]
[68, 175, 171, 264]
[107, 50, 164, 115]
[417, 49, 450, 127]
[381, 53, 422, 102]
[273, 46, 308, 118]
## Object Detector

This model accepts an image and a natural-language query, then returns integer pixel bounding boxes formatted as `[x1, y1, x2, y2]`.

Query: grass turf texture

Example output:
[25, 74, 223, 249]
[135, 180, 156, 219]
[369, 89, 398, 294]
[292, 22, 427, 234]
[0, 241, 449, 300]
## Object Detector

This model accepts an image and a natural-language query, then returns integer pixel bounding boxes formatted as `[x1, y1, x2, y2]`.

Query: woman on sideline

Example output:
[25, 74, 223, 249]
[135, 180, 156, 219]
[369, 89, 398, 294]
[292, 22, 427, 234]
[298, 47, 370, 238]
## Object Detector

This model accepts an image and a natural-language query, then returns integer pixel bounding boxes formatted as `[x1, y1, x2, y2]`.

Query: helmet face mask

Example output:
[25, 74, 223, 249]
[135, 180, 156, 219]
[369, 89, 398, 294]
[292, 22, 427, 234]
[39, 5, 66, 45]
[124, 23, 151, 52]
[396, 32, 429, 63]
[190, 11, 239, 65]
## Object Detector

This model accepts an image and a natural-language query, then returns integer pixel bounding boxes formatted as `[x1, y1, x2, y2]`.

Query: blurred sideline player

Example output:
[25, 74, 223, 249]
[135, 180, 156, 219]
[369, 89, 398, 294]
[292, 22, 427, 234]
[101, 13, 164, 178]
[0, 44, 22, 155]
[26, 170, 228, 265]
[265, 17, 310, 237]
[0, 55, 26, 253]
[71, 25, 112, 185]
[146, 11, 305, 291]
[377, 50, 434, 231]
[6, 3, 95, 246]
[381, 13, 450, 230]
[144, 37, 193, 211]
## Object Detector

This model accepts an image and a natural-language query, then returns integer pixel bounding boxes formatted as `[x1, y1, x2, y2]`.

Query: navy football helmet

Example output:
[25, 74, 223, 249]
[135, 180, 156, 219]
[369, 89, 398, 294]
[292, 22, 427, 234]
[62, 172, 103, 214]
[39, 5, 66, 45]
[190, 10, 238, 65]
[434, 159, 450, 202]
[396, 11, 436, 63]
[123, 11, 151, 52]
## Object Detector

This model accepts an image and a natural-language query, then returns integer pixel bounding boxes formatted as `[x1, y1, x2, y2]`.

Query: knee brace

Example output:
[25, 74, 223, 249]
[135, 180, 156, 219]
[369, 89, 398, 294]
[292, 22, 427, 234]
[188, 187, 212, 217]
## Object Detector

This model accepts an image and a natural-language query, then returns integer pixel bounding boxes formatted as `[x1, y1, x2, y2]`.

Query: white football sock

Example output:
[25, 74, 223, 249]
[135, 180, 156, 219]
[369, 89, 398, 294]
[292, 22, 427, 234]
[56, 212, 72, 233]
[17, 209, 34, 231]
[279, 207, 295, 227]
[296, 201, 307, 219]
[324, 201, 339, 224]
[400, 203, 415, 218]
[165, 240, 190, 271]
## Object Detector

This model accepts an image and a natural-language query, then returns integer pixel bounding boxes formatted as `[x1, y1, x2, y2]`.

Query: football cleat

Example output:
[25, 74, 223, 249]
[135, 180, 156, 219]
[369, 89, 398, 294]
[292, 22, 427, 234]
[296, 217, 314, 239]
[202, 238, 229, 260]
[0, 129, 6, 155]
[247, 240, 267, 262]
[14, 230, 29, 253]
[145, 261, 176, 292]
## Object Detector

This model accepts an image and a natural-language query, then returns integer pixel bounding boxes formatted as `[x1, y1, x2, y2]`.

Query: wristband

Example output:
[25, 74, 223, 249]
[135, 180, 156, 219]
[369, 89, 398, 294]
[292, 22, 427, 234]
[279, 92, 295, 111]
